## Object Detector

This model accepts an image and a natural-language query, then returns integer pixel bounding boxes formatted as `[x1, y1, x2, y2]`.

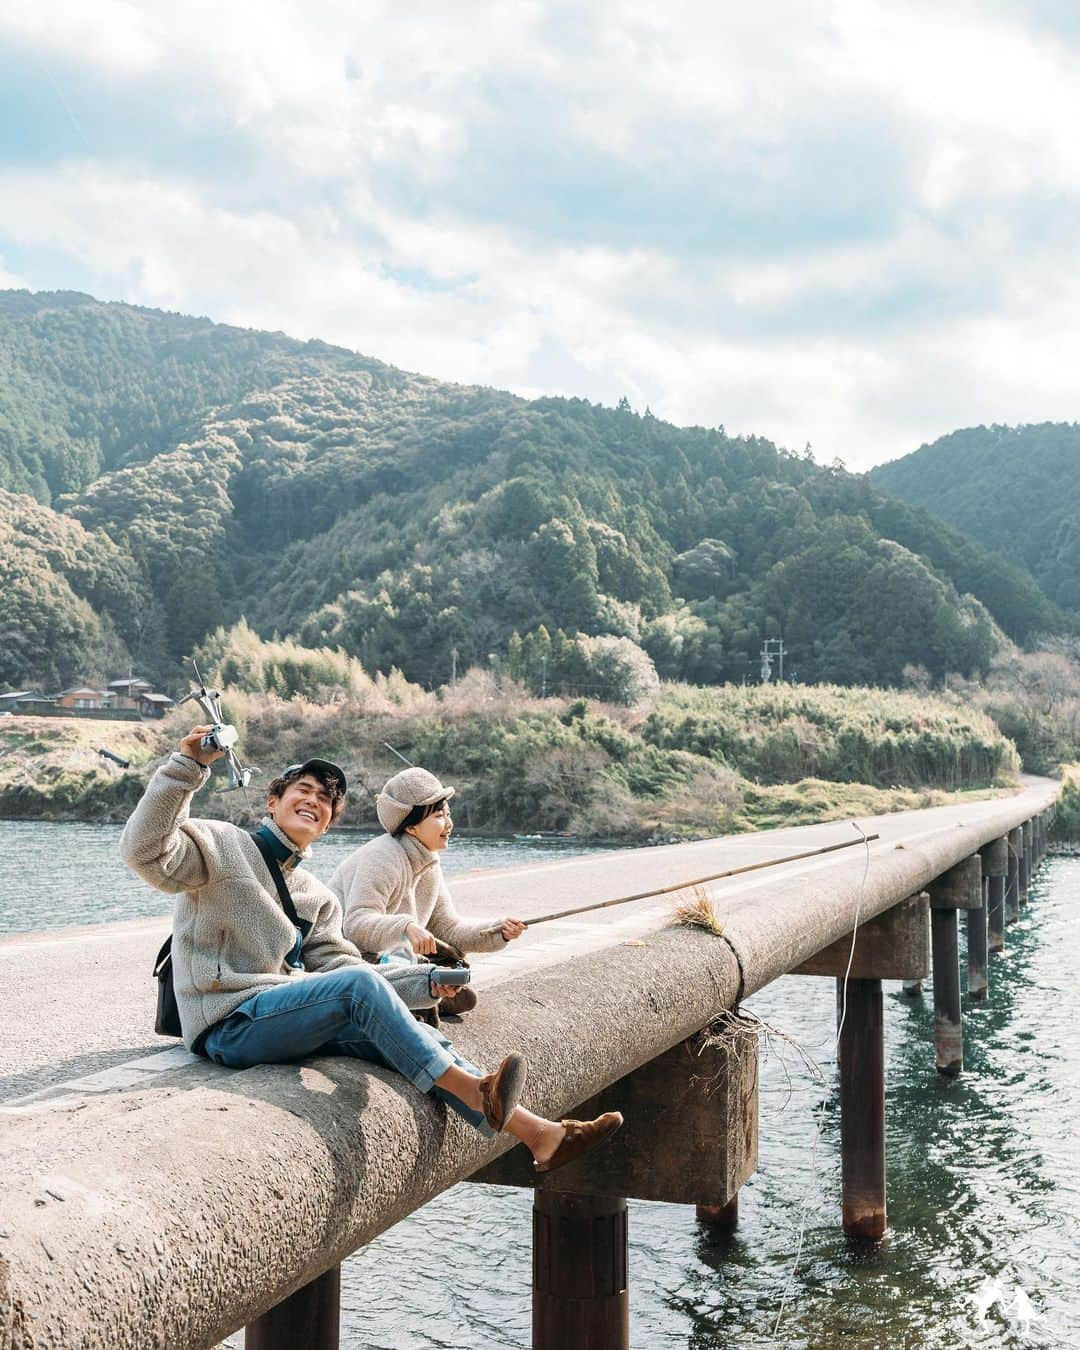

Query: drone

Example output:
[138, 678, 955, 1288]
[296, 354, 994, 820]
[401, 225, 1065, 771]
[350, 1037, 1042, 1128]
[177, 660, 253, 792]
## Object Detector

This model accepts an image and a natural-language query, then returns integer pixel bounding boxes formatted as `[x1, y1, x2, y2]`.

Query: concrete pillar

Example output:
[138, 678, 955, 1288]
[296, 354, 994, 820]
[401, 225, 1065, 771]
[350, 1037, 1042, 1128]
[931, 907, 962, 1076]
[837, 977, 886, 1240]
[533, 1191, 629, 1350]
[472, 1029, 758, 1215]
[1021, 820, 1033, 903]
[1006, 827, 1022, 924]
[967, 883, 989, 1002]
[245, 1266, 340, 1350]
[981, 835, 1008, 954]
[928, 859, 980, 1077]
[696, 1197, 739, 1233]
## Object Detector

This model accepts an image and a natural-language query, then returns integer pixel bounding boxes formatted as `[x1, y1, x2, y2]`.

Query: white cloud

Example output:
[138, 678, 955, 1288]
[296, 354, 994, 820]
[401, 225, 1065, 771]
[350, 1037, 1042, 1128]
[3, 1, 1080, 467]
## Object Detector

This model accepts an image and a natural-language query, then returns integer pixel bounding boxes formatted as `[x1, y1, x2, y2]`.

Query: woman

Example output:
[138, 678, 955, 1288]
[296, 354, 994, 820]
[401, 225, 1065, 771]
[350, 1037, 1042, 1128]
[120, 727, 622, 1173]
[330, 767, 526, 1013]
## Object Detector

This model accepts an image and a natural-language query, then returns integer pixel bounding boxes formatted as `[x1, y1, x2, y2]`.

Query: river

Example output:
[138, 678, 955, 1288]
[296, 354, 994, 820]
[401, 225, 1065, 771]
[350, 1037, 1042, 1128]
[6, 822, 1078, 1347]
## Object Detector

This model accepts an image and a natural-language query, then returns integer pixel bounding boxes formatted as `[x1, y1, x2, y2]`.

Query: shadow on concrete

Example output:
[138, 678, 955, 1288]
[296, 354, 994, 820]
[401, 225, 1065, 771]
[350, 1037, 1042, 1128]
[0, 1041, 162, 1103]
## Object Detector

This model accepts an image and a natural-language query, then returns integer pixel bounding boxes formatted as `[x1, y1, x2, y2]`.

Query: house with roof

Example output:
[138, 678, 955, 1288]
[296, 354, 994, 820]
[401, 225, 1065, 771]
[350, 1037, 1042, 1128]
[56, 686, 115, 711]
[0, 690, 55, 713]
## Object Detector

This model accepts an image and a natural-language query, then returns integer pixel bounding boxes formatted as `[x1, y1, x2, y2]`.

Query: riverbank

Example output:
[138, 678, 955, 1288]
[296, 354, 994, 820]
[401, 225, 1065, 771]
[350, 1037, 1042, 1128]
[0, 680, 1023, 838]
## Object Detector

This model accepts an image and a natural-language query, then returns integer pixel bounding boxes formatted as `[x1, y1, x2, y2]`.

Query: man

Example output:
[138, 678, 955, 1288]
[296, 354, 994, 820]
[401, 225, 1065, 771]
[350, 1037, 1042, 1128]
[119, 724, 622, 1171]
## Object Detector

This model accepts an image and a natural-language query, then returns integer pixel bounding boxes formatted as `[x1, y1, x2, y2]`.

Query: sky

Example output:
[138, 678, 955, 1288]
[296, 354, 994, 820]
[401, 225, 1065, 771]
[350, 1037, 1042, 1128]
[2, 0, 1079, 469]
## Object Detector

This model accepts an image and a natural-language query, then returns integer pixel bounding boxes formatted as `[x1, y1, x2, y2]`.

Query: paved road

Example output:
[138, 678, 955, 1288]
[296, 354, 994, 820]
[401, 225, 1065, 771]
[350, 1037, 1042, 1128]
[0, 780, 1055, 1104]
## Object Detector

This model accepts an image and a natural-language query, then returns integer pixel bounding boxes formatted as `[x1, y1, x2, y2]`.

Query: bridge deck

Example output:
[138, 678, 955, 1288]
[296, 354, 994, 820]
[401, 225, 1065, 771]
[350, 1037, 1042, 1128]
[0, 779, 1059, 1349]
[0, 779, 1053, 1106]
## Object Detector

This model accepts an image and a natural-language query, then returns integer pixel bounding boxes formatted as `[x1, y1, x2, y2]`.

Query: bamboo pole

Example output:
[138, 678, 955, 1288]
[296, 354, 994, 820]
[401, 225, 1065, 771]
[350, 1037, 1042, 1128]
[524, 831, 880, 927]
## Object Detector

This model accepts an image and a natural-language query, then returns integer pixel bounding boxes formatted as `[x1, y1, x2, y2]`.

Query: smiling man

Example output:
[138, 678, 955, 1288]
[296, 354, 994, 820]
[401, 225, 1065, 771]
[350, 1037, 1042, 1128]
[119, 725, 622, 1171]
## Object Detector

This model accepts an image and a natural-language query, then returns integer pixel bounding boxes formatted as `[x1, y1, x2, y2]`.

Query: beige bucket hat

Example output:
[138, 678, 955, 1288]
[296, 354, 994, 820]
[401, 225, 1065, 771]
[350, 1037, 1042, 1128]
[376, 767, 455, 833]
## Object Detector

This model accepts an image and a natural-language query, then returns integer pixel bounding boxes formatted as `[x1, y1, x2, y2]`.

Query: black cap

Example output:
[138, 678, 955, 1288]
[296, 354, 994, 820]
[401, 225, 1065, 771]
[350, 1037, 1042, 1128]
[281, 758, 348, 797]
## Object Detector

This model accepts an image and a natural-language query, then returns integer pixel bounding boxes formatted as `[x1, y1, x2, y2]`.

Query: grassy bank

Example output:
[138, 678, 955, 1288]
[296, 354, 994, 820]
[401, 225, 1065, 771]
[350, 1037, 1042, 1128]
[1052, 763, 1080, 840]
[0, 717, 164, 822]
[0, 677, 1021, 838]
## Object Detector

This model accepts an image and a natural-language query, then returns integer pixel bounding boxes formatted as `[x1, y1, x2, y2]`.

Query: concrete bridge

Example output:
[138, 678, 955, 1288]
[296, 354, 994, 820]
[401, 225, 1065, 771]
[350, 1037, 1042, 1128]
[0, 779, 1059, 1348]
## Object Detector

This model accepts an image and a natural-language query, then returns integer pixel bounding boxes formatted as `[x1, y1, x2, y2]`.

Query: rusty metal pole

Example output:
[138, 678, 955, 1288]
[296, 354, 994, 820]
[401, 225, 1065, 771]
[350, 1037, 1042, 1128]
[533, 1191, 629, 1350]
[1021, 820, 1033, 904]
[837, 976, 886, 1239]
[930, 905, 962, 1076]
[967, 881, 989, 1002]
[982, 836, 1008, 954]
[1006, 827, 1022, 924]
[929, 858, 980, 1075]
[245, 1266, 340, 1350]
[696, 1197, 739, 1232]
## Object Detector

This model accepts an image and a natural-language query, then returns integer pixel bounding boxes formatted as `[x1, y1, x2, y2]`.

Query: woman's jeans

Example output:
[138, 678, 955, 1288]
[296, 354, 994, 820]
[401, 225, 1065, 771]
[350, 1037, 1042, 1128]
[201, 965, 494, 1135]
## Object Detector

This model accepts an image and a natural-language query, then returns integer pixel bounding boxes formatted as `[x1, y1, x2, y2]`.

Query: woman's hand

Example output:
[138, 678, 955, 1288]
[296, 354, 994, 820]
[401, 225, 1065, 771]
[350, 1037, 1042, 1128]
[500, 917, 527, 941]
[178, 725, 225, 768]
[405, 922, 437, 956]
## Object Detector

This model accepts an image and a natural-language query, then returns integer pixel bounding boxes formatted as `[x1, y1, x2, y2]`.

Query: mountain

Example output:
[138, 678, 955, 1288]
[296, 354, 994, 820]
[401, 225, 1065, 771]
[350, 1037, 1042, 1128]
[872, 423, 1080, 613]
[0, 290, 1067, 694]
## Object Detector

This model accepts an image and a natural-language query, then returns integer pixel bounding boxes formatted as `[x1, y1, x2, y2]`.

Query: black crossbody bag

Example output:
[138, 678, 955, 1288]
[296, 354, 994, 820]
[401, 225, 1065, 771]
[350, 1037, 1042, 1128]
[152, 831, 306, 1038]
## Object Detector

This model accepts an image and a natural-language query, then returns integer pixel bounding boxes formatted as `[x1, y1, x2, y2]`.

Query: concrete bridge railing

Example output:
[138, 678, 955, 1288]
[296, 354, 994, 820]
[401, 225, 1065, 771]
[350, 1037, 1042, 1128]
[0, 782, 1060, 1349]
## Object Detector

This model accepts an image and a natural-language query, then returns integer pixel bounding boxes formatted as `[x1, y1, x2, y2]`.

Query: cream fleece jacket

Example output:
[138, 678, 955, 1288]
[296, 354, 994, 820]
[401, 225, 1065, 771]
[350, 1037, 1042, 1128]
[119, 754, 435, 1051]
[329, 831, 507, 955]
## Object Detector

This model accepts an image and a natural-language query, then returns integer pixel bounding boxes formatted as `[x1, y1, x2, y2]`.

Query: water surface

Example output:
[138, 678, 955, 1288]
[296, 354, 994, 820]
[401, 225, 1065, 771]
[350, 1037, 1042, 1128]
[7, 822, 1078, 1346]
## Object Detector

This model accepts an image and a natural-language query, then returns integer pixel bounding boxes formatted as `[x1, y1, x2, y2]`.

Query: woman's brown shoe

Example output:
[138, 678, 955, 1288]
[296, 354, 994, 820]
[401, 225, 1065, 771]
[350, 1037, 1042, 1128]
[440, 986, 477, 1016]
[534, 1111, 624, 1174]
[478, 1053, 527, 1132]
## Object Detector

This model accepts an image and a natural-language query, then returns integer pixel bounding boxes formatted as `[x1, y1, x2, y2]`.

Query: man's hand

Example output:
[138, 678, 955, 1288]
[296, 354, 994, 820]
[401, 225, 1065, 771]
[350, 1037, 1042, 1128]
[179, 725, 225, 767]
[405, 922, 437, 956]
[500, 917, 527, 941]
[431, 982, 460, 999]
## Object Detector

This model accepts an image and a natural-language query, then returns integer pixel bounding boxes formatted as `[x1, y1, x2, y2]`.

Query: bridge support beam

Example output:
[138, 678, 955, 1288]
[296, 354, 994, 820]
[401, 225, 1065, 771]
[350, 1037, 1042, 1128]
[981, 836, 1009, 955]
[1021, 820, 1033, 904]
[931, 907, 962, 1076]
[472, 1028, 758, 1211]
[696, 1196, 739, 1232]
[837, 978, 886, 1240]
[1006, 826, 1022, 924]
[793, 893, 927, 1238]
[928, 857, 981, 1076]
[967, 898, 989, 1002]
[245, 1265, 340, 1350]
[533, 1191, 629, 1350]
[791, 891, 930, 982]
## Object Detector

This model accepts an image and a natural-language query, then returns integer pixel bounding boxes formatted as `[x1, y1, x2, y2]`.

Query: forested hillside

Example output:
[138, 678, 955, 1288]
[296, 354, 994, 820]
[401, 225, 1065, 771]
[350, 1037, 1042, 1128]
[872, 423, 1080, 611]
[0, 290, 1068, 694]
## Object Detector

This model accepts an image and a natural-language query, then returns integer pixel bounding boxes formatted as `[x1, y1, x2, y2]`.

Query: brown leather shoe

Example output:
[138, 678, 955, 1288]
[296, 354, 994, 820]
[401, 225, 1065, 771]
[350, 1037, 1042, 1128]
[478, 1053, 527, 1132]
[534, 1111, 624, 1174]
[440, 986, 477, 1016]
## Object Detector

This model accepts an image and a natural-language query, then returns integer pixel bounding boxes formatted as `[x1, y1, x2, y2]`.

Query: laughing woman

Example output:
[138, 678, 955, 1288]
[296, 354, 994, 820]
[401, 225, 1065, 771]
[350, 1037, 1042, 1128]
[329, 767, 526, 1012]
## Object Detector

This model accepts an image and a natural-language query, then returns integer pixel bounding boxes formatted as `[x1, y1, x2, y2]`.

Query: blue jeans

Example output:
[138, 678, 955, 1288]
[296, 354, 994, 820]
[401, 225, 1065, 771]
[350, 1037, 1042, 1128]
[201, 965, 494, 1135]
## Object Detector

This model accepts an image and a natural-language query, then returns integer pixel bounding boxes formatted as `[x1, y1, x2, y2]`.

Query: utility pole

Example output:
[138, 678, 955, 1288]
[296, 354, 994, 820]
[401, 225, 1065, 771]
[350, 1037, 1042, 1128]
[760, 637, 787, 683]
[540, 654, 547, 699]
[450, 646, 458, 691]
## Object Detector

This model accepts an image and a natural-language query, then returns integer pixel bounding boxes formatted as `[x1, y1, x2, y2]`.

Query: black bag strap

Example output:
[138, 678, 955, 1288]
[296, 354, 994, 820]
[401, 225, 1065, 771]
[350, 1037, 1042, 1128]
[250, 830, 306, 930]
[153, 934, 172, 977]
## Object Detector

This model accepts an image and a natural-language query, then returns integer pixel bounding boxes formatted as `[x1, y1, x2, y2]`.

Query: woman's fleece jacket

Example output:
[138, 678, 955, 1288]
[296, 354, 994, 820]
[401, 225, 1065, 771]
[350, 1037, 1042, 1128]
[329, 831, 507, 956]
[120, 753, 437, 1052]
